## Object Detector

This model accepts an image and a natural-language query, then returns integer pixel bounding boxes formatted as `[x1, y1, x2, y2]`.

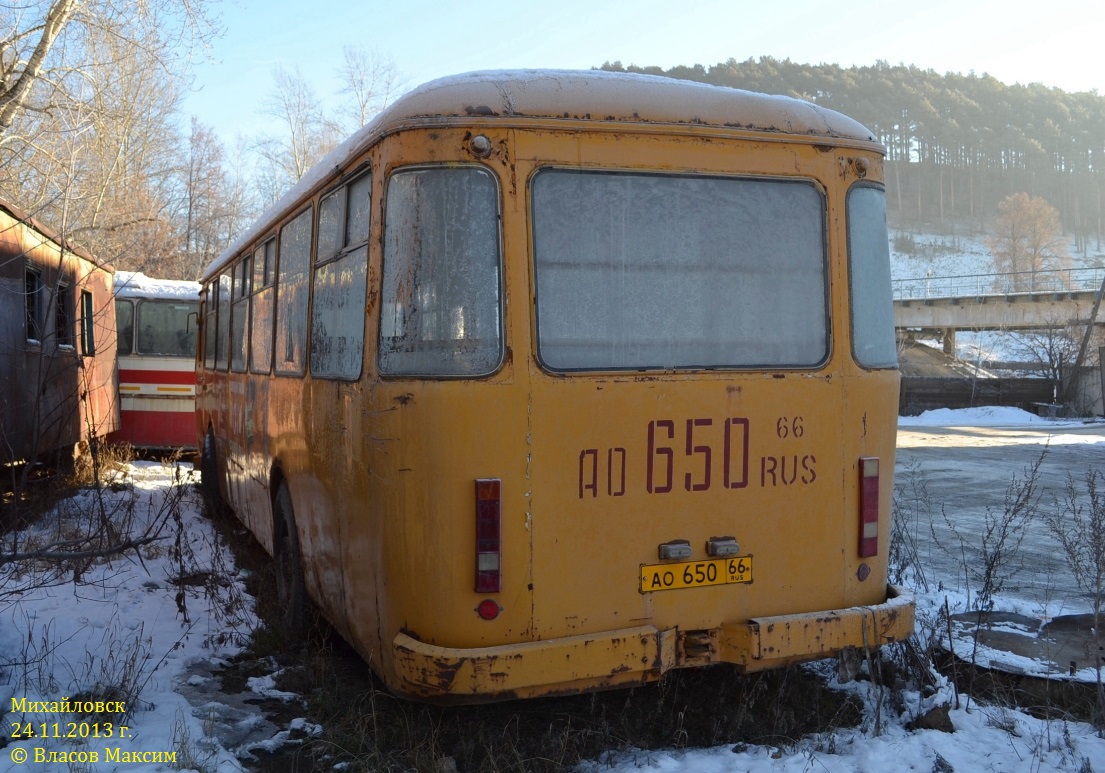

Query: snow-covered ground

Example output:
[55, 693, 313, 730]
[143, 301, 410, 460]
[2, 410, 1104, 772]
[888, 230, 1104, 282]
[890, 231, 997, 280]
[0, 465, 266, 772]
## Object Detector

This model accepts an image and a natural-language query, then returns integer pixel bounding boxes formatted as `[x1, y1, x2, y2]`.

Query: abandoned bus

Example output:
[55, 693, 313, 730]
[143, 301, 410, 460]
[109, 272, 200, 449]
[197, 70, 915, 702]
[0, 197, 118, 467]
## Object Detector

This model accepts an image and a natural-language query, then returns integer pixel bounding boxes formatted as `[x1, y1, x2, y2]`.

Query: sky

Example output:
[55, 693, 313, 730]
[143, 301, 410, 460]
[182, 0, 1105, 142]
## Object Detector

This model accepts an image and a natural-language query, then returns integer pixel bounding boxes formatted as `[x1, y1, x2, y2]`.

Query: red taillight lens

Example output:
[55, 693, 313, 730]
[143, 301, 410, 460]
[475, 478, 501, 593]
[859, 457, 879, 557]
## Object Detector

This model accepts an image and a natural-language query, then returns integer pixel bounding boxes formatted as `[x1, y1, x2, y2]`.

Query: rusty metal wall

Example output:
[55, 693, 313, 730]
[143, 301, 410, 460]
[0, 203, 118, 465]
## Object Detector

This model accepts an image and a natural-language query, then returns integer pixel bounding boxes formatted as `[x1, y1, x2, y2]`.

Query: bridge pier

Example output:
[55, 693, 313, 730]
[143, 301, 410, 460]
[942, 328, 955, 356]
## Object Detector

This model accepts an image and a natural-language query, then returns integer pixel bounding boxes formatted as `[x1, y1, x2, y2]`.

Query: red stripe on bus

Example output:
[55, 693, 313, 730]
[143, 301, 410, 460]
[118, 368, 195, 385]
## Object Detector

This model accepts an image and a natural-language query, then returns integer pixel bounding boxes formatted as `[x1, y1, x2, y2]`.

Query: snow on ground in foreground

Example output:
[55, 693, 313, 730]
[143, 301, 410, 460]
[2, 455, 1104, 772]
[0, 463, 257, 772]
[594, 700, 1105, 772]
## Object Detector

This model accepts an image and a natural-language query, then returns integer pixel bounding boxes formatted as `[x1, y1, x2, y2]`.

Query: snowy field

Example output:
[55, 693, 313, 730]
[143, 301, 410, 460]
[2, 408, 1105, 772]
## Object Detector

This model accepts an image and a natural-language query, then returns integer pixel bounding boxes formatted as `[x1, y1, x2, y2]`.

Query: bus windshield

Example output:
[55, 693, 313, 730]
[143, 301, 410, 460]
[136, 300, 197, 356]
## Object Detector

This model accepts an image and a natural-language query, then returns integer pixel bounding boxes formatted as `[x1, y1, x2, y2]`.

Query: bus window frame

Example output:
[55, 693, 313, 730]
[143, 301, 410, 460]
[115, 297, 135, 357]
[250, 236, 278, 375]
[309, 169, 372, 382]
[845, 180, 898, 370]
[377, 162, 506, 380]
[230, 254, 252, 373]
[528, 165, 832, 374]
[203, 284, 217, 369]
[273, 205, 315, 378]
[133, 298, 200, 357]
[55, 280, 74, 351]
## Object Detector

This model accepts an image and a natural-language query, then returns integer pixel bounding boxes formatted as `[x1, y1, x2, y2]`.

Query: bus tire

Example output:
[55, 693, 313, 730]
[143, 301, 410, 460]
[274, 482, 309, 642]
[200, 429, 225, 516]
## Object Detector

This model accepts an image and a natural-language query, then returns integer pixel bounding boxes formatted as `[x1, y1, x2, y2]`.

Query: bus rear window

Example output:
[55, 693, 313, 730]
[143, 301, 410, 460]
[532, 170, 828, 371]
[379, 166, 502, 377]
[136, 300, 198, 356]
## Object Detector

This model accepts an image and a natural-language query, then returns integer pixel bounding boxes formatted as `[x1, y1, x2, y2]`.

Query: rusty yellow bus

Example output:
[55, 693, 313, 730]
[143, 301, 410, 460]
[197, 70, 914, 702]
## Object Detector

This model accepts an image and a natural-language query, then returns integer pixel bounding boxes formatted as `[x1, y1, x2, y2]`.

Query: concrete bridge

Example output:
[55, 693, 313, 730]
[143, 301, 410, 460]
[893, 267, 1105, 344]
[893, 267, 1105, 414]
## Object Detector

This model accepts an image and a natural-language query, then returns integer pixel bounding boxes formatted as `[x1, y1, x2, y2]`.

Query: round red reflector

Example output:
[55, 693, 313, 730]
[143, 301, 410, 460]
[476, 599, 501, 620]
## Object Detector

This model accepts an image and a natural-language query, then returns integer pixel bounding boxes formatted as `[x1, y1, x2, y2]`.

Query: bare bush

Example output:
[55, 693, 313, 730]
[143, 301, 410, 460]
[1048, 469, 1105, 731]
[891, 458, 933, 592]
[933, 449, 1045, 612]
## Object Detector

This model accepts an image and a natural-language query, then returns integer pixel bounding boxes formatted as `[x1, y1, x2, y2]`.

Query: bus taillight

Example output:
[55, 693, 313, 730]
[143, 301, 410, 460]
[859, 458, 879, 557]
[475, 479, 501, 593]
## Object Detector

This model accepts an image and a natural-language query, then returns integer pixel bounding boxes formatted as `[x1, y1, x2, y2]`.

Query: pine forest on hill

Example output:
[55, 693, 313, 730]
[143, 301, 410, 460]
[602, 58, 1105, 257]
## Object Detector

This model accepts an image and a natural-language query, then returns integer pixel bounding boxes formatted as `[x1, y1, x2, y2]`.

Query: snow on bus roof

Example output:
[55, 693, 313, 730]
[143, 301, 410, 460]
[114, 271, 201, 301]
[202, 69, 879, 283]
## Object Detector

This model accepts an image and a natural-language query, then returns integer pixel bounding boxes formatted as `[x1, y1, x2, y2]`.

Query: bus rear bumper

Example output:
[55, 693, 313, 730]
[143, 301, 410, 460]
[719, 584, 916, 672]
[391, 585, 915, 701]
[393, 624, 678, 701]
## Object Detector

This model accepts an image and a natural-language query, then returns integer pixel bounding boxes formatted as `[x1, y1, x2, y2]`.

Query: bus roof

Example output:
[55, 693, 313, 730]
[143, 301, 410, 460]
[114, 271, 201, 301]
[203, 69, 878, 282]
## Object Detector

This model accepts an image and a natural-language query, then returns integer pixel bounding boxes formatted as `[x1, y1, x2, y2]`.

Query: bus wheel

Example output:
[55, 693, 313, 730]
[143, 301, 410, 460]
[274, 483, 309, 642]
[200, 430, 225, 516]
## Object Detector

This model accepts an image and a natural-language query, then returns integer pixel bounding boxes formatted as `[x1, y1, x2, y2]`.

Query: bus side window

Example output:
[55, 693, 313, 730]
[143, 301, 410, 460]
[274, 207, 313, 377]
[204, 285, 217, 369]
[230, 256, 250, 372]
[115, 298, 134, 356]
[250, 239, 276, 374]
[847, 184, 897, 369]
[310, 171, 371, 380]
[379, 166, 502, 377]
[215, 272, 232, 370]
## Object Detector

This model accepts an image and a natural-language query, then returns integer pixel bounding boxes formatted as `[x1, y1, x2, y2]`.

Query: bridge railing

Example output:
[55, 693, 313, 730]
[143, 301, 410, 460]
[893, 267, 1105, 301]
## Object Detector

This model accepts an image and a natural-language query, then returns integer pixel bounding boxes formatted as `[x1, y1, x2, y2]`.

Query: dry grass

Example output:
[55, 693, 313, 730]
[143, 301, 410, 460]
[204, 496, 868, 772]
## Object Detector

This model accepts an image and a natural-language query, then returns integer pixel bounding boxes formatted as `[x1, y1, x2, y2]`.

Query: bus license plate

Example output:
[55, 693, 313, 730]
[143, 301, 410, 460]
[639, 556, 753, 593]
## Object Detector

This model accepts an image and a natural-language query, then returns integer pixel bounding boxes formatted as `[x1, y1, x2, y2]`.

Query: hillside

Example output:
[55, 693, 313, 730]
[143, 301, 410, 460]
[602, 58, 1105, 253]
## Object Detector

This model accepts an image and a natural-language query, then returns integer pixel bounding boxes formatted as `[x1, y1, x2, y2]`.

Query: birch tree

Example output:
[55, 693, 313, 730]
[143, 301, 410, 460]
[0, 0, 221, 270]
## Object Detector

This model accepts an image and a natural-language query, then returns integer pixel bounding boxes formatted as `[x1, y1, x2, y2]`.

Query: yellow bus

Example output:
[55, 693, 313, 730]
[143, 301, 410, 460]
[197, 70, 914, 702]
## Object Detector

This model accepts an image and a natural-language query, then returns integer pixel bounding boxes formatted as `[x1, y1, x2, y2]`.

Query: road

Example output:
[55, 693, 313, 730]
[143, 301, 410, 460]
[894, 421, 1105, 613]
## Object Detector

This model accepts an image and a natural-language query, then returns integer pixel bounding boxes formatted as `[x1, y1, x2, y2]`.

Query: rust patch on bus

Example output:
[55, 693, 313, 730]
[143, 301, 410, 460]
[465, 105, 496, 116]
[394, 393, 414, 405]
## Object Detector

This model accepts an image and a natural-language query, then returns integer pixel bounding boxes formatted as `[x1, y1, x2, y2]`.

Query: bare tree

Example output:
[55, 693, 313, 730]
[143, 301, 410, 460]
[336, 45, 402, 131]
[0, 0, 221, 273]
[987, 192, 1071, 291]
[253, 65, 343, 207]
[1005, 320, 1080, 386]
[0, 0, 80, 139]
[165, 118, 256, 279]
